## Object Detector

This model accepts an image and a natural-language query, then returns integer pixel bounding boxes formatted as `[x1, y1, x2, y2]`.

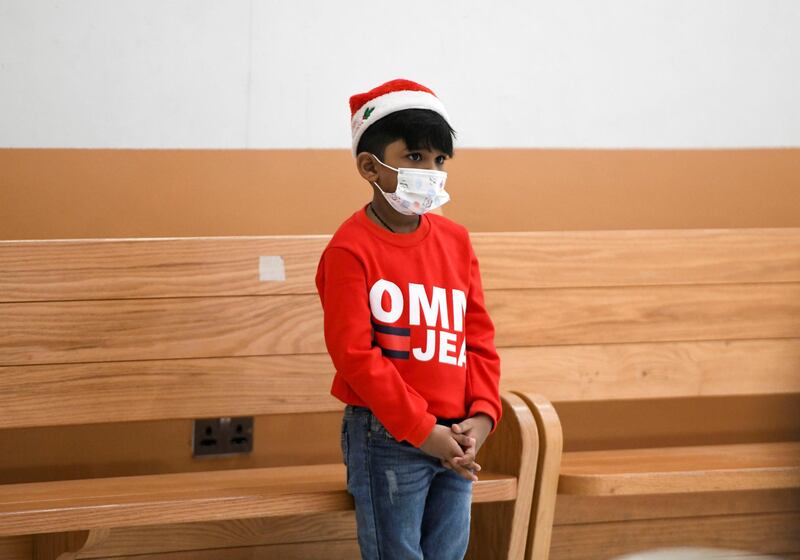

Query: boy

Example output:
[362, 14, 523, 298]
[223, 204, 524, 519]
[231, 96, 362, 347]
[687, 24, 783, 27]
[314, 79, 502, 560]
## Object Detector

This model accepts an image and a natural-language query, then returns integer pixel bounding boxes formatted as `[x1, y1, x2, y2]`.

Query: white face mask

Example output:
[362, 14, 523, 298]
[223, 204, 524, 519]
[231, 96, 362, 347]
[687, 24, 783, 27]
[371, 155, 450, 215]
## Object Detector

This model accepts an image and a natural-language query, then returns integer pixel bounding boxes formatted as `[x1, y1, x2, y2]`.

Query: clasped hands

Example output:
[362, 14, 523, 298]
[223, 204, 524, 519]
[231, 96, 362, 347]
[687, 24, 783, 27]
[419, 413, 493, 482]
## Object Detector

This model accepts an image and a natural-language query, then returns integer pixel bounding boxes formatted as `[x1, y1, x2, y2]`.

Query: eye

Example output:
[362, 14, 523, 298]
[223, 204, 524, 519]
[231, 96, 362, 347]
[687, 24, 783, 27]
[407, 153, 422, 162]
[435, 155, 447, 165]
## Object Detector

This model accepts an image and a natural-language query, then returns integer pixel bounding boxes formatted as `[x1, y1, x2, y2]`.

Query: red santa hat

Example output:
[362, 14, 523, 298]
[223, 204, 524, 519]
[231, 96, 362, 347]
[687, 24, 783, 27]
[349, 78, 452, 157]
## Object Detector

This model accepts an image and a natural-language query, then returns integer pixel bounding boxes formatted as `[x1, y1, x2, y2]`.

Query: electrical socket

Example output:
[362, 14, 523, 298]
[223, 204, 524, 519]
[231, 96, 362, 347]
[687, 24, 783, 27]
[192, 416, 254, 457]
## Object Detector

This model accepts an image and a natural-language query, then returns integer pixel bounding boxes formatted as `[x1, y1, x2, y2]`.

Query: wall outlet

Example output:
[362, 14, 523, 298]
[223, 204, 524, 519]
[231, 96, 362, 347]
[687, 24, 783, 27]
[192, 416, 254, 457]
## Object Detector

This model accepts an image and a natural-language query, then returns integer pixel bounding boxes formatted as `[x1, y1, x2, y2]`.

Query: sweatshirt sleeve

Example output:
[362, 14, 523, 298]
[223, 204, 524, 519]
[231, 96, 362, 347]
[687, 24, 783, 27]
[464, 235, 503, 435]
[315, 246, 438, 447]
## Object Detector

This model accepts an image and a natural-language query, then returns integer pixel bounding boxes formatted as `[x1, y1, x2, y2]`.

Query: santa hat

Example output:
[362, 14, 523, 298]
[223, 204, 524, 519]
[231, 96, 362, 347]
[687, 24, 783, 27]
[349, 78, 451, 157]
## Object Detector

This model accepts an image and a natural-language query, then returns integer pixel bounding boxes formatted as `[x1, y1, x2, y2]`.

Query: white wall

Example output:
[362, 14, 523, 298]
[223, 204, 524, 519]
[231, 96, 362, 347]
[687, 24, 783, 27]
[1, 0, 798, 149]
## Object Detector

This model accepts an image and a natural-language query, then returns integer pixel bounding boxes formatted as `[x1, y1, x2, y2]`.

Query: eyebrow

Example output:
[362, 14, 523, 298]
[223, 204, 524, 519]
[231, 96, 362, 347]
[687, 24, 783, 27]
[404, 149, 448, 157]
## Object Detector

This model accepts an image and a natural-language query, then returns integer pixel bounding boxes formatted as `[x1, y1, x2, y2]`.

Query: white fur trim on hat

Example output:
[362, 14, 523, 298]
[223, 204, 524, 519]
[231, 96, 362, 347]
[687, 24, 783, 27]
[351, 90, 451, 157]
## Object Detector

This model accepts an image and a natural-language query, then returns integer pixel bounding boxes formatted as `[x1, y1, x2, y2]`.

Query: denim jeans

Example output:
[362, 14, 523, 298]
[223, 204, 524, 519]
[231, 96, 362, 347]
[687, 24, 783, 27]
[341, 404, 473, 560]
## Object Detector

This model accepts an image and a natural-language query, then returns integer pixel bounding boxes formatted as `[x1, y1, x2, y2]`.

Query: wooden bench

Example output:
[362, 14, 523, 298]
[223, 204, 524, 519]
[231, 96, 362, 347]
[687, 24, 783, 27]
[468, 227, 800, 559]
[0, 236, 539, 560]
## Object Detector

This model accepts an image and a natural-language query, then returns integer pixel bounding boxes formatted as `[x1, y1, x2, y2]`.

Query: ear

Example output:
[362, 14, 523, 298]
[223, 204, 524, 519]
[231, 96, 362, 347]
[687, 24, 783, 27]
[356, 152, 380, 183]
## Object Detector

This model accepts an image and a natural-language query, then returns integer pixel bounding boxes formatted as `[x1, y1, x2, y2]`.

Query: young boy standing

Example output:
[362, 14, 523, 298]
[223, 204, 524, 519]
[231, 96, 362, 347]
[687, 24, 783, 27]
[314, 79, 502, 560]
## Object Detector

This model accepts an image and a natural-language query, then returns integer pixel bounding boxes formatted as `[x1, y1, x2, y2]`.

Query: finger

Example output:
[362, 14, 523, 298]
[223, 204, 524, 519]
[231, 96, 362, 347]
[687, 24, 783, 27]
[451, 454, 481, 473]
[455, 459, 479, 474]
[452, 420, 472, 434]
[452, 451, 472, 465]
[453, 433, 475, 448]
[447, 438, 468, 459]
[448, 453, 478, 481]
[451, 462, 478, 481]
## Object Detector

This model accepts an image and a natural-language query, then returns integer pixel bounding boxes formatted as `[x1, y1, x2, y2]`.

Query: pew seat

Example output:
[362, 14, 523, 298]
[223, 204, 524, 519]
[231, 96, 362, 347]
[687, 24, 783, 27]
[559, 441, 800, 496]
[0, 463, 518, 537]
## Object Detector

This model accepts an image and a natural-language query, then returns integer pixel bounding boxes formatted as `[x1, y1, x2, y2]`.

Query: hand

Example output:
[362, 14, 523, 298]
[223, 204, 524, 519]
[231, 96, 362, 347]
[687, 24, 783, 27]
[419, 425, 481, 482]
[442, 431, 483, 482]
[443, 414, 493, 478]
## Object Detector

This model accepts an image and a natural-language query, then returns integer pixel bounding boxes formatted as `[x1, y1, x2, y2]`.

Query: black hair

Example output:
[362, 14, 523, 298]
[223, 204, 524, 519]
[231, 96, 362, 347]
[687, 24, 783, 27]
[356, 108, 456, 159]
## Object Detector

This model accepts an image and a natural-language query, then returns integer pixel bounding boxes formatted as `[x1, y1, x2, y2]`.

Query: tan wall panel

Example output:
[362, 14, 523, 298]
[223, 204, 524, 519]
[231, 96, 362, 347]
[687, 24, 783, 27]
[451, 148, 800, 233]
[1, 148, 798, 240]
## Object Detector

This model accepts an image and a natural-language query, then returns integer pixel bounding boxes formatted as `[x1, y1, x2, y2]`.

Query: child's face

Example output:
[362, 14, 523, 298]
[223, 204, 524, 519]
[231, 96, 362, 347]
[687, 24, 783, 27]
[356, 138, 450, 195]
[376, 139, 449, 193]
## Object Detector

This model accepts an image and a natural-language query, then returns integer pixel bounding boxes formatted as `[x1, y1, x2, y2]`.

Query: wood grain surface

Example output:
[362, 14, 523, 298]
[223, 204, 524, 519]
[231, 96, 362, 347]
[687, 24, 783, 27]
[2, 229, 798, 302]
[0, 464, 517, 536]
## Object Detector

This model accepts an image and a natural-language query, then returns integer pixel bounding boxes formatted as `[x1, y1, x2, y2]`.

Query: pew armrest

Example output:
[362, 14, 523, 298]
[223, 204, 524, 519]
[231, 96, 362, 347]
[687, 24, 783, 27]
[468, 391, 539, 560]
[512, 391, 564, 560]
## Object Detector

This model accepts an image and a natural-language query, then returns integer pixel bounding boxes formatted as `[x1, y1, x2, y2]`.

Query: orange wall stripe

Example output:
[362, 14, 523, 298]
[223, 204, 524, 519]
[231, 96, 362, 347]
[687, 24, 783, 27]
[1, 148, 798, 240]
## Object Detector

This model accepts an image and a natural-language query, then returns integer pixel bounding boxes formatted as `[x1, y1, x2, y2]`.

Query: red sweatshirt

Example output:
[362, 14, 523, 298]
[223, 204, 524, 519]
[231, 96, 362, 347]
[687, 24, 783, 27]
[315, 203, 502, 448]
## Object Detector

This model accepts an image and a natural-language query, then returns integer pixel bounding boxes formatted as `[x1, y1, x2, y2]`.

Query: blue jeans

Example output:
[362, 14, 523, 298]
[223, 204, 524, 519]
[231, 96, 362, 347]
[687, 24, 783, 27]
[341, 404, 473, 560]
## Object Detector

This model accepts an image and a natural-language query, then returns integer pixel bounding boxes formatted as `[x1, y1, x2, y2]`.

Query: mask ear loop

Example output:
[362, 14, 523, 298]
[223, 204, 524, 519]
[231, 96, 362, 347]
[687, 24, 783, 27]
[370, 154, 399, 173]
[370, 154, 399, 193]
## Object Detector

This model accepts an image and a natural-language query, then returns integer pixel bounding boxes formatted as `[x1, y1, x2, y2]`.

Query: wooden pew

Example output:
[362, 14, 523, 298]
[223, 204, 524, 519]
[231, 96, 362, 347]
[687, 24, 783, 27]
[0, 236, 538, 560]
[467, 227, 800, 560]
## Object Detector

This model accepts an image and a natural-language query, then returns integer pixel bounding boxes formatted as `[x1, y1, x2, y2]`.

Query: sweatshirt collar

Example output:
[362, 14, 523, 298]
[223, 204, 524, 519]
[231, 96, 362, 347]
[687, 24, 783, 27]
[356, 203, 431, 247]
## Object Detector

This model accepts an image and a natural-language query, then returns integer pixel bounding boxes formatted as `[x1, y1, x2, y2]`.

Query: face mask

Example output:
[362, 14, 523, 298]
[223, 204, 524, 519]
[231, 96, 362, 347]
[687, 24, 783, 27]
[371, 155, 450, 215]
